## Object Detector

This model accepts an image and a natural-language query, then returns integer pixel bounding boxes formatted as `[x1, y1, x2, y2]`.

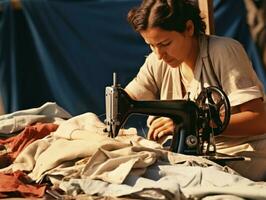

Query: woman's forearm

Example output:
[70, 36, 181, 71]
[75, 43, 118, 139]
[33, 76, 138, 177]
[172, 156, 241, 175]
[222, 110, 266, 137]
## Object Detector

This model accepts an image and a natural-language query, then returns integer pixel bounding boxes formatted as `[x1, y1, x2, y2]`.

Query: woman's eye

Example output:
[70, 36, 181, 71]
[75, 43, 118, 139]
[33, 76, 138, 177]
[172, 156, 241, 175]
[160, 42, 171, 47]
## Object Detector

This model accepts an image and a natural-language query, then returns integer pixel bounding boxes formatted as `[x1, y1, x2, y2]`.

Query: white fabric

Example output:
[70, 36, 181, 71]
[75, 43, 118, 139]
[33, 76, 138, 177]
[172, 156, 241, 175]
[59, 163, 266, 200]
[0, 102, 71, 134]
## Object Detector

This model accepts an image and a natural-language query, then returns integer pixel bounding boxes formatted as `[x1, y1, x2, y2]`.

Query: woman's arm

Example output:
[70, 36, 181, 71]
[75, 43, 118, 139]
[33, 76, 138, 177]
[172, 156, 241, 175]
[145, 98, 266, 141]
[222, 98, 266, 137]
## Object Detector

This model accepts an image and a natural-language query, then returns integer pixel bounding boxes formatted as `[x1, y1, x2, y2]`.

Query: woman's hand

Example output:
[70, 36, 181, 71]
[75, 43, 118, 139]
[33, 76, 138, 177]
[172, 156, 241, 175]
[147, 117, 175, 141]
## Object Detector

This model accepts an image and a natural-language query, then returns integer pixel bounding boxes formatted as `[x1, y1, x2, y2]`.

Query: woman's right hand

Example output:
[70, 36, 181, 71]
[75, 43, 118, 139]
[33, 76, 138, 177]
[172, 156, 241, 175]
[147, 117, 175, 142]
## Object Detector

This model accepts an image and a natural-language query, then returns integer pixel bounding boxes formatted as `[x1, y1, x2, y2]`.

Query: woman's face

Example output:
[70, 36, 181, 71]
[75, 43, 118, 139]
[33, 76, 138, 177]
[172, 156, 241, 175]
[140, 22, 197, 68]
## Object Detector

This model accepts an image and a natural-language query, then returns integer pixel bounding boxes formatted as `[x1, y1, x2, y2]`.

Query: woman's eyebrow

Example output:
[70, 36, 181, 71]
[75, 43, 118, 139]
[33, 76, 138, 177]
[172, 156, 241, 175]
[152, 39, 170, 46]
[145, 38, 169, 46]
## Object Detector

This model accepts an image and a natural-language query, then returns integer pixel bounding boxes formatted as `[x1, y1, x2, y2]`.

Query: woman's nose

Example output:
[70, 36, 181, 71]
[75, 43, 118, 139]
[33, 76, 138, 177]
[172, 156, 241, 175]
[154, 47, 165, 60]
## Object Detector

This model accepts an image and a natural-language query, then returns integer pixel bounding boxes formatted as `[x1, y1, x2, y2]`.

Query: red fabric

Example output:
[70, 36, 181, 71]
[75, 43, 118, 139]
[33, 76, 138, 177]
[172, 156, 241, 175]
[0, 123, 58, 160]
[0, 153, 11, 169]
[0, 171, 46, 198]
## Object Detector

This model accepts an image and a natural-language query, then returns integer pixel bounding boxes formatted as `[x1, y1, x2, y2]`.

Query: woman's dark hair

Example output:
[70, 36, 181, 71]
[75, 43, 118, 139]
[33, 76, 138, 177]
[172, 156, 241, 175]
[127, 0, 206, 36]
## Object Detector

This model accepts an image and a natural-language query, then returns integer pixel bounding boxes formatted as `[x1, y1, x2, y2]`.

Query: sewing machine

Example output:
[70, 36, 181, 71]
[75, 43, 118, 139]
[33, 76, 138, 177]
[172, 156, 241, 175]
[104, 73, 243, 161]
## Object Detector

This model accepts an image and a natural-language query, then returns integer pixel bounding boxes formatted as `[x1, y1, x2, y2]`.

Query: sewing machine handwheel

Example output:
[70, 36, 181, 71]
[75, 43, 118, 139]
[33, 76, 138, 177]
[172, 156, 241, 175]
[196, 86, 231, 135]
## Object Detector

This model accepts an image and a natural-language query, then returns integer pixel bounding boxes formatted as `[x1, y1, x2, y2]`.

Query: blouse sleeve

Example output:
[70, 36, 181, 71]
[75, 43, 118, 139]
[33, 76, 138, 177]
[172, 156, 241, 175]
[125, 53, 163, 100]
[210, 36, 265, 107]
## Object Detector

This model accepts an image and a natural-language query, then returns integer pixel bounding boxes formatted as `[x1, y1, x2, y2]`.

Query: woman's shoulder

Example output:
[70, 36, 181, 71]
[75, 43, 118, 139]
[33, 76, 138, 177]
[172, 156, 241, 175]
[208, 35, 244, 53]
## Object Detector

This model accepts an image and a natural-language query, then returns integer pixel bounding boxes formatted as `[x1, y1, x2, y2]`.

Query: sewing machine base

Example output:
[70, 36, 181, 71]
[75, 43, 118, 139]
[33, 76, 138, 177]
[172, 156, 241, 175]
[162, 137, 244, 164]
[203, 153, 245, 165]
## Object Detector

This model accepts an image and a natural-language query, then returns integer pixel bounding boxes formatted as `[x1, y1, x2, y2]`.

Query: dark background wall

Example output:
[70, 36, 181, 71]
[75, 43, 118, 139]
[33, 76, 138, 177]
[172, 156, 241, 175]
[0, 0, 265, 117]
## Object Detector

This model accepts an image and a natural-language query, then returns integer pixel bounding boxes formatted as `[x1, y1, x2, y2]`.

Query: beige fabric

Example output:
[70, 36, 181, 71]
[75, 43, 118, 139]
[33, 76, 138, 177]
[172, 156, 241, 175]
[81, 145, 158, 184]
[29, 138, 123, 182]
[0, 136, 54, 173]
[52, 112, 107, 139]
[125, 34, 264, 106]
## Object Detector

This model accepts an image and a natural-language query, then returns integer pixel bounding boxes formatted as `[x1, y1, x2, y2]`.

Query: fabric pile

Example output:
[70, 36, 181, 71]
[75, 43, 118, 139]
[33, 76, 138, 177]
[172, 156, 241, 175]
[0, 103, 266, 199]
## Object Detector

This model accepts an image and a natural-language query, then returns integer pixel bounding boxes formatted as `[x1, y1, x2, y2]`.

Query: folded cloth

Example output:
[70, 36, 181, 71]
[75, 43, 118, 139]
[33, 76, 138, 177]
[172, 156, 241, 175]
[0, 102, 71, 134]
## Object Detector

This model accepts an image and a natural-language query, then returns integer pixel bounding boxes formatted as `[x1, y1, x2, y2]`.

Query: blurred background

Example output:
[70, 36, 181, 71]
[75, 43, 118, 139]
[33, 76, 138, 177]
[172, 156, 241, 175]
[0, 0, 265, 119]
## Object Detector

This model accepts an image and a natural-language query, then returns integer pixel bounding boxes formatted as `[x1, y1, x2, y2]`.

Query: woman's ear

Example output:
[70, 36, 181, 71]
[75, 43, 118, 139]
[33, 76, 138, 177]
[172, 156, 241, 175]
[185, 20, 195, 36]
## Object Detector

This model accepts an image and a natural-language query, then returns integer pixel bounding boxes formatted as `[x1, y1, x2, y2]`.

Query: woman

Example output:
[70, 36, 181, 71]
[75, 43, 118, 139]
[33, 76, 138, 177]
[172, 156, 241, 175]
[124, 0, 266, 180]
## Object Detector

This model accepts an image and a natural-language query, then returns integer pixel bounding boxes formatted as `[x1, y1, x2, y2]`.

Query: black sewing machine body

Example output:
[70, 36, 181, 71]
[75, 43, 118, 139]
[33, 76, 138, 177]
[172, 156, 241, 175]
[106, 85, 201, 154]
[105, 73, 243, 162]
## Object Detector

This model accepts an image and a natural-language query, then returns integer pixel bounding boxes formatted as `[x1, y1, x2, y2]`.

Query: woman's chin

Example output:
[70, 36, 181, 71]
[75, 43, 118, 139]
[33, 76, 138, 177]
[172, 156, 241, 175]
[168, 62, 179, 68]
[165, 59, 180, 68]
